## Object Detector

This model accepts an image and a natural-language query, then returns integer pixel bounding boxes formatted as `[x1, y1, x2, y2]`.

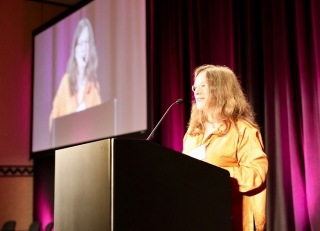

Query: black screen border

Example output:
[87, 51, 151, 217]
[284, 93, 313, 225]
[30, 0, 152, 159]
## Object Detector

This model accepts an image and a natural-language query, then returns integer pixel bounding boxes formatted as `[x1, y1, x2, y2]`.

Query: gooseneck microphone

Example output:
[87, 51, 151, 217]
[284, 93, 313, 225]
[147, 99, 183, 140]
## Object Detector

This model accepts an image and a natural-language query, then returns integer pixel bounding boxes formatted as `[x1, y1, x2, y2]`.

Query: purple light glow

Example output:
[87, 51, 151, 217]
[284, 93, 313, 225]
[36, 185, 54, 231]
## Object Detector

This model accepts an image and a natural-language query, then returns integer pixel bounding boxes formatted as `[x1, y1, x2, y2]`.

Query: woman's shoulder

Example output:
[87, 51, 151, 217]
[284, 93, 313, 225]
[236, 119, 260, 133]
[236, 119, 264, 149]
[58, 73, 71, 87]
[55, 73, 71, 94]
[61, 73, 70, 82]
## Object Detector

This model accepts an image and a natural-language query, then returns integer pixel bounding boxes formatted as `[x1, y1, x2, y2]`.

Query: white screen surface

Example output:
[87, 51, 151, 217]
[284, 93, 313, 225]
[32, 0, 147, 153]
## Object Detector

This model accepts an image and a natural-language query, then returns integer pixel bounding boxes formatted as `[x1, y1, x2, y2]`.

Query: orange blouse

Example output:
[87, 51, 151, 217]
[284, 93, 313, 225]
[49, 73, 101, 131]
[183, 120, 268, 231]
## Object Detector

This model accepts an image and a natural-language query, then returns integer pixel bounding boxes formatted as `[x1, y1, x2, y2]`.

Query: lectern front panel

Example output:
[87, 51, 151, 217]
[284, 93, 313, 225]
[55, 139, 111, 231]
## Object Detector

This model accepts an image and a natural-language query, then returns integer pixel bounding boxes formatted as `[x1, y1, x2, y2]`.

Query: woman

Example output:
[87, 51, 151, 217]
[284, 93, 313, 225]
[183, 64, 268, 231]
[49, 18, 101, 131]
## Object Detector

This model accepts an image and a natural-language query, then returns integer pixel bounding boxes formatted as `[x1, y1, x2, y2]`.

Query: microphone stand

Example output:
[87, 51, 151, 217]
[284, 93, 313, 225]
[146, 99, 183, 140]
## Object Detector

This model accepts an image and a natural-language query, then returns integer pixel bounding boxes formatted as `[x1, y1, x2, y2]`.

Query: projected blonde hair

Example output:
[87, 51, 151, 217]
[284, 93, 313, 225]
[67, 18, 99, 95]
[187, 64, 259, 136]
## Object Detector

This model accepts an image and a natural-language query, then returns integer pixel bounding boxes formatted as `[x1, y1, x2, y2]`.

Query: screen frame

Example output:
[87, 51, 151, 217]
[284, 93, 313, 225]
[30, 0, 152, 159]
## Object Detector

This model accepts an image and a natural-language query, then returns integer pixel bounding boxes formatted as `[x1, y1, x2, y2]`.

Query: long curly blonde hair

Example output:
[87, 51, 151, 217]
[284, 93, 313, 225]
[187, 64, 259, 136]
[67, 18, 99, 96]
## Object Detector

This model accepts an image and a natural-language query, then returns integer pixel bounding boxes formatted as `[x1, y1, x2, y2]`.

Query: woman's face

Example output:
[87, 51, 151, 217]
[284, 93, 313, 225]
[75, 26, 90, 71]
[193, 70, 209, 111]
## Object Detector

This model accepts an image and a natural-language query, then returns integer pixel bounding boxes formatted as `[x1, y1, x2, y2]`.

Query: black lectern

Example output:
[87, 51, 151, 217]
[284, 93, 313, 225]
[54, 138, 232, 231]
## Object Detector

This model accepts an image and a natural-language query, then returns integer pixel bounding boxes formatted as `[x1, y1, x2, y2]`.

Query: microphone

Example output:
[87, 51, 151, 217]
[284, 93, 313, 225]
[146, 99, 183, 140]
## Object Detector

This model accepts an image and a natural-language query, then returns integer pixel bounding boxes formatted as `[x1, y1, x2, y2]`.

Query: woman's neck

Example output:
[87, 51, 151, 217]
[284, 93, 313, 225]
[204, 121, 221, 131]
[201, 121, 221, 143]
[77, 71, 86, 86]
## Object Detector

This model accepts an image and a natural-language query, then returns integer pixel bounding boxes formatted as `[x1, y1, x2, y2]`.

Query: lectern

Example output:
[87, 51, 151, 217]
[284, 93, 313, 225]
[54, 138, 232, 231]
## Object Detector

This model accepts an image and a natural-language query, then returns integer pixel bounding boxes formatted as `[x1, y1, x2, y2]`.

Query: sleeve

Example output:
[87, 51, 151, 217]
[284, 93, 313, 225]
[182, 133, 190, 154]
[86, 82, 101, 107]
[49, 90, 61, 131]
[92, 84, 101, 105]
[49, 75, 67, 131]
[220, 128, 268, 192]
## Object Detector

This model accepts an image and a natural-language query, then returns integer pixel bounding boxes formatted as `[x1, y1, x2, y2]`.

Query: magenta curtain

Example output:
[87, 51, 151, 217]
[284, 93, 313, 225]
[148, 0, 320, 230]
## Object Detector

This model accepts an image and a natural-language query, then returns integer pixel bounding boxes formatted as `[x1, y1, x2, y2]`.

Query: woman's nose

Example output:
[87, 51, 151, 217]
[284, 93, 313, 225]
[194, 86, 201, 94]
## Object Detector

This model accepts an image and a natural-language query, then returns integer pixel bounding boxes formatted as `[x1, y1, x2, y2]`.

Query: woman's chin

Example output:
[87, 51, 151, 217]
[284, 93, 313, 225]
[196, 104, 204, 111]
[77, 63, 87, 72]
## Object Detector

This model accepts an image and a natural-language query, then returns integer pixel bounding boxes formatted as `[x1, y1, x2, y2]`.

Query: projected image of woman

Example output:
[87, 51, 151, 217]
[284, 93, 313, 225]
[49, 18, 101, 131]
